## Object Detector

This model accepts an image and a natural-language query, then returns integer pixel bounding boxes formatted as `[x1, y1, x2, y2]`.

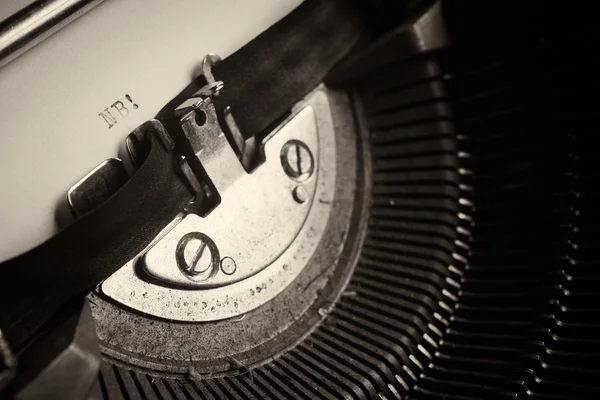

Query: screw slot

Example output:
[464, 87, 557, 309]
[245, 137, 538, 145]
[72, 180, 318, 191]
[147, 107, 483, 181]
[281, 140, 314, 182]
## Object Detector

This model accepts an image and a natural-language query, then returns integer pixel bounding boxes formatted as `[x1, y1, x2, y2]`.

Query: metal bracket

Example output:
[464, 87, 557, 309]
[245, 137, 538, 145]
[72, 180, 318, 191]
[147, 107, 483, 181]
[207, 57, 260, 172]
[90, 57, 334, 320]
[175, 80, 226, 208]
[102, 87, 336, 319]
[189, 55, 258, 174]
[175, 53, 261, 212]
[64, 54, 249, 220]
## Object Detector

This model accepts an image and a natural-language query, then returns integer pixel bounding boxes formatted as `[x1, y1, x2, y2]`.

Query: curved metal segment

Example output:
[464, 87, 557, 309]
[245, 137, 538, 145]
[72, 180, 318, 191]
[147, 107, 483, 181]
[100, 88, 336, 322]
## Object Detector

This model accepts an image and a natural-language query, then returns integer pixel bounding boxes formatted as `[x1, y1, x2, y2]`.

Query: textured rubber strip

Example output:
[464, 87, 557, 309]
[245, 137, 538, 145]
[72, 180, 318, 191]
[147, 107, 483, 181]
[0, 133, 191, 350]
[213, 0, 368, 139]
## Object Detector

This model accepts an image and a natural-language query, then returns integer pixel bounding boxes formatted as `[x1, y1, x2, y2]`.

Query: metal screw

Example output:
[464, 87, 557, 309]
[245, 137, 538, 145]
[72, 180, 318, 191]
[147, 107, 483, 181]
[292, 186, 308, 204]
[176, 232, 219, 282]
[281, 140, 314, 182]
[220, 257, 237, 275]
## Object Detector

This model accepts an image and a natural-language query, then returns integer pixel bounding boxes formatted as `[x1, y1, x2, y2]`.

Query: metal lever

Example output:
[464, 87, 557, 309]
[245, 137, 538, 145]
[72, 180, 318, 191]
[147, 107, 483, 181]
[64, 54, 255, 220]
[175, 54, 260, 213]
[175, 80, 228, 211]
[202, 54, 259, 171]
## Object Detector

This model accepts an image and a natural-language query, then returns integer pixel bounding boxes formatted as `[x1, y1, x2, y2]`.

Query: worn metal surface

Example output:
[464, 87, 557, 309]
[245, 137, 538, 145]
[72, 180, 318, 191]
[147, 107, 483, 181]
[90, 86, 365, 376]
[101, 89, 335, 320]
[174, 81, 235, 207]
[195, 54, 260, 172]
[147, 98, 320, 287]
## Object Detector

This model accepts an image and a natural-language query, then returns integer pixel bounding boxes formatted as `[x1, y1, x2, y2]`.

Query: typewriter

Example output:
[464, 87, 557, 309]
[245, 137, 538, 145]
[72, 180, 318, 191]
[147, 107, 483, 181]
[1, 1, 599, 399]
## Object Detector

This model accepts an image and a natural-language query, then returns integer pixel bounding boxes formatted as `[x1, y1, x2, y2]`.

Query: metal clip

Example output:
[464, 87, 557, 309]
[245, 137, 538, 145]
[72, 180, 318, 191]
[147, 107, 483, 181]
[175, 53, 259, 212]
[200, 55, 258, 170]
[175, 78, 228, 209]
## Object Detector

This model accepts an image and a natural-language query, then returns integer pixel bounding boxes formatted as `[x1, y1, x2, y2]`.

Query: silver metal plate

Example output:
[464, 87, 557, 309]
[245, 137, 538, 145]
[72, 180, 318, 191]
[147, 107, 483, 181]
[143, 106, 320, 288]
[100, 88, 336, 321]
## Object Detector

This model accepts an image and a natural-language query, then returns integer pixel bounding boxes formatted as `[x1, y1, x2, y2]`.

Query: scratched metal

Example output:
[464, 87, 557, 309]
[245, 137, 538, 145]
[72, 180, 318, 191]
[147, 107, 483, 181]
[100, 88, 335, 321]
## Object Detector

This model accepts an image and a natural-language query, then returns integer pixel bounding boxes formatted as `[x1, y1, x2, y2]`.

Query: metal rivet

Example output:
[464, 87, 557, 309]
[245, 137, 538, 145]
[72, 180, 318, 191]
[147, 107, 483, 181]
[292, 186, 308, 204]
[220, 257, 237, 275]
[281, 140, 314, 182]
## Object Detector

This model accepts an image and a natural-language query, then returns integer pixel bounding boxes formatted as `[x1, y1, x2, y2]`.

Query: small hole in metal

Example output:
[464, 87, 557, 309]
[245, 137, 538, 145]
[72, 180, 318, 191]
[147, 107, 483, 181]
[195, 110, 207, 127]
